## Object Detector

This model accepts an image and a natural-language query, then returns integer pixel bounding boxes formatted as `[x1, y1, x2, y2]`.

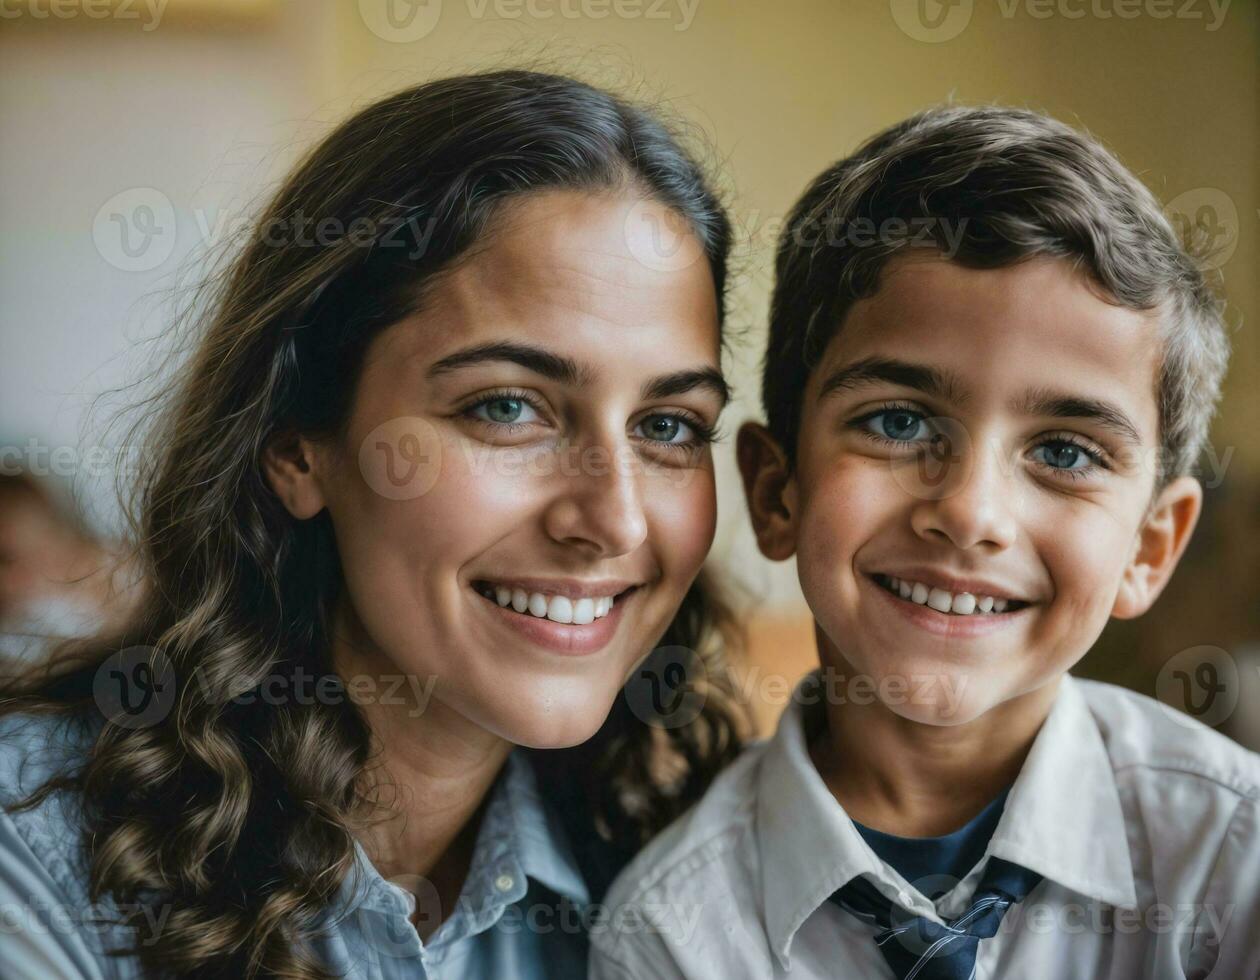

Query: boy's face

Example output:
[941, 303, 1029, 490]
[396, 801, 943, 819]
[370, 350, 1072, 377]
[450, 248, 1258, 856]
[739, 255, 1202, 726]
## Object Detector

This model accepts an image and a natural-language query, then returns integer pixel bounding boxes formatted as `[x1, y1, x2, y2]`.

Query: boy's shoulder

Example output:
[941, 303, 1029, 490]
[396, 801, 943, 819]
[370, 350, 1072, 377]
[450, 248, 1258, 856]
[602, 733, 769, 908]
[592, 738, 777, 975]
[1072, 675, 1260, 798]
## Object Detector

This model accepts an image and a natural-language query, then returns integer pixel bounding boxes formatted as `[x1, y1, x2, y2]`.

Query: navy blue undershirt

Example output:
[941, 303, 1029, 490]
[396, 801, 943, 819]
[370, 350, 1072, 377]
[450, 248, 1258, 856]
[851, 788, 1011, 894]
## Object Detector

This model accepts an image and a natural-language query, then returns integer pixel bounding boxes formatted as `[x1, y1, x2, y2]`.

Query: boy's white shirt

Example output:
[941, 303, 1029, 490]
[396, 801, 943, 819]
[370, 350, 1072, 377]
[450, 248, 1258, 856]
[589, 671, 1260, 979]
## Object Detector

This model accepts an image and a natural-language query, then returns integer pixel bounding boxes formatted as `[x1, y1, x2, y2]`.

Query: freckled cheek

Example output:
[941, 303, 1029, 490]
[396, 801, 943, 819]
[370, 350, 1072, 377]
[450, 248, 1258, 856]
[795, 463, 894, 590]
[335, 444, 547, 573]
[643, 470, 716, 585]
[1031, 511, 1134, 615]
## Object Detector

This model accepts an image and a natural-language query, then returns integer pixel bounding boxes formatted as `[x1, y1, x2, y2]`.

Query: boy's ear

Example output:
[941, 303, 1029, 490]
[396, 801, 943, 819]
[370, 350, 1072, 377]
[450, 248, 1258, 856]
[260, 430, 327, 520]
[1111, 475, 1202, 620]
[736, 421, 799, 562]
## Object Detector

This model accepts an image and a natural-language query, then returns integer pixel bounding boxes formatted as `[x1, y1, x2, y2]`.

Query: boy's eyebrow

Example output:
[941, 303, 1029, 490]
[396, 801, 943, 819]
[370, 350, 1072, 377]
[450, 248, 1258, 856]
[427, 340, 729, 406]
[817, 356, 1144, 448]
[1015, 387, 1144, 448]
[816, 357, 967, 405]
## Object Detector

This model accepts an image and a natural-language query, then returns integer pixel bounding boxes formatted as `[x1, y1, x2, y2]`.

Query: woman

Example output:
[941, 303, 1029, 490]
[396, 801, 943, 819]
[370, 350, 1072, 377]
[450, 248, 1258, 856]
[0, 70, 746, 979]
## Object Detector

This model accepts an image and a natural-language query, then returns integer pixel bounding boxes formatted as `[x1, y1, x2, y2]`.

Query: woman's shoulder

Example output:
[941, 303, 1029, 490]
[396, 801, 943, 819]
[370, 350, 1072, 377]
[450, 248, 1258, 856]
[0, 708, 98, 798]
[0, 710, 140, 978]
[0, 709, 101, 894]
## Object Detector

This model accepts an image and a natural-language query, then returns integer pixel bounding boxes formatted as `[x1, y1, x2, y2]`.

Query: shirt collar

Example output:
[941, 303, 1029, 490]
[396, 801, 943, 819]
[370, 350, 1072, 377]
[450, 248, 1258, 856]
[755, 670, 1138, 971]
[986, 674, 1137, 911]
[330, 749, 589, 929]
[485, 749, 590, 907]
[756, 671, 890, 970]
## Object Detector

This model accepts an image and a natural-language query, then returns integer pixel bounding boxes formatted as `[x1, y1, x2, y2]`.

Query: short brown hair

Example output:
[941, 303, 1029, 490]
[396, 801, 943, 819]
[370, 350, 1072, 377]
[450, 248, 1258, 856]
[763, 105, 1230, 489]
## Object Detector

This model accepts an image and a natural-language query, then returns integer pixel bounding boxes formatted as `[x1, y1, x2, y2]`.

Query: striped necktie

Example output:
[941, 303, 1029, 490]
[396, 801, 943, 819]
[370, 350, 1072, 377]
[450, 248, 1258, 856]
[829, 857, 1043, 980]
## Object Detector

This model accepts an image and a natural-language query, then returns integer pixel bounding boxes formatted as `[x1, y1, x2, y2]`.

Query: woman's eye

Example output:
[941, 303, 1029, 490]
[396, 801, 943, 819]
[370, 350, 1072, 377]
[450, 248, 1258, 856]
[470, 397, 539, 426]
[637, 414, 692, 444]
[860, 408, 930, 443]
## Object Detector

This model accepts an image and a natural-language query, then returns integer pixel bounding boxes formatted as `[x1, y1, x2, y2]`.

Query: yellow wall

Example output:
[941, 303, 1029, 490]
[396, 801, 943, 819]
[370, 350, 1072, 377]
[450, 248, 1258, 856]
[3, 0, 1256, 734]
[313, 1, 1259, 732]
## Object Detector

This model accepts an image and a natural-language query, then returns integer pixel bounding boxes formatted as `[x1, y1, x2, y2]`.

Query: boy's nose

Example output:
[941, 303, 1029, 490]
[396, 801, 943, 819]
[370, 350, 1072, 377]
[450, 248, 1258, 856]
[907, 435, 1018, 552]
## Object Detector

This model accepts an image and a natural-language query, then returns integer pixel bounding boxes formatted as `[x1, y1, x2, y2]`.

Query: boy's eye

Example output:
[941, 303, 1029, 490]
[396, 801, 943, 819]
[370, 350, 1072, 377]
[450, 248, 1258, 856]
[1031, 440, 1094, 472]
[860, 408, 932, 443]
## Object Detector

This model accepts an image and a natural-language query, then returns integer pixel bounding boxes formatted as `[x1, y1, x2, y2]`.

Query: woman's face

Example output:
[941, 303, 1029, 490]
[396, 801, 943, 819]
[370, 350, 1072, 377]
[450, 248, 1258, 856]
[295, 190, 724, 748]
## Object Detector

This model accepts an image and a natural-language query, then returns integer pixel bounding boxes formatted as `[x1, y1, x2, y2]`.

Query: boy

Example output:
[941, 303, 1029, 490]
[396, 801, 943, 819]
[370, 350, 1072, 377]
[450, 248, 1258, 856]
[589, 106, 1260, 979]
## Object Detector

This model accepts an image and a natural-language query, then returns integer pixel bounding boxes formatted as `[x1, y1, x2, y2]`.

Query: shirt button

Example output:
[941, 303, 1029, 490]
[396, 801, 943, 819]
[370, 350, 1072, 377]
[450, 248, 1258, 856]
[495, 874, 515, 893]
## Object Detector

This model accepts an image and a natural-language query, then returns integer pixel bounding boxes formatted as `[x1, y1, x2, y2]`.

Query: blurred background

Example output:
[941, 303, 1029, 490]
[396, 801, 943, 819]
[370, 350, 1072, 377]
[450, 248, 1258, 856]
[1, 0, 1256, 743]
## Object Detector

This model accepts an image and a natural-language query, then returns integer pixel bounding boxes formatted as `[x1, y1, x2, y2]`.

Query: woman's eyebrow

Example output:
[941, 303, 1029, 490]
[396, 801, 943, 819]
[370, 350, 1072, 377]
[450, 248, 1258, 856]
[426, 341, 593, 387]
[427, 340, 729, 407]
[643, 368, 730, 408]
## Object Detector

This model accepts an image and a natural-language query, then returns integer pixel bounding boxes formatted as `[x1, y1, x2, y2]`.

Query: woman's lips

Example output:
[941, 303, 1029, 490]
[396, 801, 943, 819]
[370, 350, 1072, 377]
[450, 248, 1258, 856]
[470, 584, 635, 656]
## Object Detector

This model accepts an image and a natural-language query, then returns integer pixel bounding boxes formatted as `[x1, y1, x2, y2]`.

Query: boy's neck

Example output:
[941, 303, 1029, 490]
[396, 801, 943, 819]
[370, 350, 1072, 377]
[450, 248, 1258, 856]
[808, 655, 1061, 839]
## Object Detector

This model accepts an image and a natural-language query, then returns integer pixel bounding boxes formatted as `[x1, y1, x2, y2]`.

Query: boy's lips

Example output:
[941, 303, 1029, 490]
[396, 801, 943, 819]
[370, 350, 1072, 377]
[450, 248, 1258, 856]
[864, 572, 1032, 638]
[870, 566, 1035, 604]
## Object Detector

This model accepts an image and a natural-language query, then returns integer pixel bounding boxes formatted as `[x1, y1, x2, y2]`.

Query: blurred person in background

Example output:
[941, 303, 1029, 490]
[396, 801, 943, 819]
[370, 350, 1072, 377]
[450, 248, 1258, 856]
[0, 471, 120, 662]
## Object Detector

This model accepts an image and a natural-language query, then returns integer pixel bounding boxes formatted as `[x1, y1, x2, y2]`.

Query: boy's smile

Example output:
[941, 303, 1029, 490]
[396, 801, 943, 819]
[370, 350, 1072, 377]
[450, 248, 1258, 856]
[742, 253, 1202, 727]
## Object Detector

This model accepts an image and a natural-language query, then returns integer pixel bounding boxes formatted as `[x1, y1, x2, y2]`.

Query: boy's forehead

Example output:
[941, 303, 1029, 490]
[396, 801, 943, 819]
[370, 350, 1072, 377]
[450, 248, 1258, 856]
[809, 255, 1162, 445]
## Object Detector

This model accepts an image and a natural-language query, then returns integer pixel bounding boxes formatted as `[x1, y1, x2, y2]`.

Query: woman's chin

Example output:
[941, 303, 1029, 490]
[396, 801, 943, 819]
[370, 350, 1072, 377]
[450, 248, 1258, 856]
[501, 708, 611, 750]
[465, 682, 620, 750]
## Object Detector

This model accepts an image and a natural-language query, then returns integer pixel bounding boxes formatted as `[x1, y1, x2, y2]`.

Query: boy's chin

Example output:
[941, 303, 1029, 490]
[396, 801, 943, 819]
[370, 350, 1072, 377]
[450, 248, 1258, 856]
[879, 693, 988, 727]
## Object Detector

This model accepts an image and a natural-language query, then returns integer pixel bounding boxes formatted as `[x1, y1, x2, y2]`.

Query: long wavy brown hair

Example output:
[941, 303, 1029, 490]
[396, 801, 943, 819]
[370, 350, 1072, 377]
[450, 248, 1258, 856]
[0, 70, 749, 979]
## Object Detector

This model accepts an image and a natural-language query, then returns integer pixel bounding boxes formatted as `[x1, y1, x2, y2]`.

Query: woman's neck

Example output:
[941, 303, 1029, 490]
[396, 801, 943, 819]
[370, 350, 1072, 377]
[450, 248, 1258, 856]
[810, 652, 1059, 839]
[331, 607, 512, 934]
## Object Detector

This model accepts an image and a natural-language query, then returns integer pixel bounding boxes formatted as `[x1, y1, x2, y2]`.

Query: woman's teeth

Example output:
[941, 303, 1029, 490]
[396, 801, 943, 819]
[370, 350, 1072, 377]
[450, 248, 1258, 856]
[878, 575, 1019, 616]
[478, 584, 617, 624]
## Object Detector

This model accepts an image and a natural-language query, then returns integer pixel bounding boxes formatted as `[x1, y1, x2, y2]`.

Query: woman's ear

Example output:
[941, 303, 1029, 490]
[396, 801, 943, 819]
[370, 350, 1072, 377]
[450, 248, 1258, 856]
[1111, 475, 1202, 620]
[736, 421, 799, 562]
[260, 430, 327, 520]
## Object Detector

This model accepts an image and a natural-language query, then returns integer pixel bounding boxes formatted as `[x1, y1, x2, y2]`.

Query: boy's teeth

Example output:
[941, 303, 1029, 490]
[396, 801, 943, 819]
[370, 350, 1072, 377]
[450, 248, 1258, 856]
[885, 575, 1013, 616]
[481, 584, 619, 622]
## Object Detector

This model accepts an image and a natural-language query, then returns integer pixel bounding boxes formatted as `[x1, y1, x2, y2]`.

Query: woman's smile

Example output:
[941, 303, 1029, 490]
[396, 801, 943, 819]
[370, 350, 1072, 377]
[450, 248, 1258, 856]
[468, 576, 644, 656]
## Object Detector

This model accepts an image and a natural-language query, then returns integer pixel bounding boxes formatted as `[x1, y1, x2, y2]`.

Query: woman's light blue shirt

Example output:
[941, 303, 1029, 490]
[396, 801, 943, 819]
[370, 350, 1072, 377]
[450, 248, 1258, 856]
[0, 711, 593, 979]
